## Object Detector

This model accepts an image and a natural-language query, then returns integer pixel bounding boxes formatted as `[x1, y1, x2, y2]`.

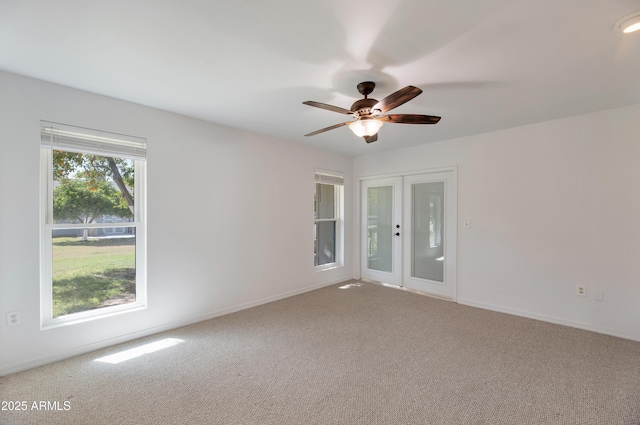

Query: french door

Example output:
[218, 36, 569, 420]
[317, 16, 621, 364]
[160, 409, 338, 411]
[361, 177, 403, 286]
[360, 170, 457, 299]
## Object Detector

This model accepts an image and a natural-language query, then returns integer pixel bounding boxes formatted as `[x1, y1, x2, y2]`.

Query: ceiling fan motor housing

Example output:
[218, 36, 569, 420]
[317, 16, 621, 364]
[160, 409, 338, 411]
[350, 98, 379, 117]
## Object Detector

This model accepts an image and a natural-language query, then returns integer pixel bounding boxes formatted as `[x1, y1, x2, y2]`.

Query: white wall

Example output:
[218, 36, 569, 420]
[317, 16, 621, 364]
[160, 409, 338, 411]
[0, 71, 354, 375]
[354, 105, 640, 341]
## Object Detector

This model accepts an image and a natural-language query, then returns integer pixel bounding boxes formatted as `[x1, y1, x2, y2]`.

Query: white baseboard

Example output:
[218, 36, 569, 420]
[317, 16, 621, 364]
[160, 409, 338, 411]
[1, 277, 352, 376]
[457, 298, 640, 343]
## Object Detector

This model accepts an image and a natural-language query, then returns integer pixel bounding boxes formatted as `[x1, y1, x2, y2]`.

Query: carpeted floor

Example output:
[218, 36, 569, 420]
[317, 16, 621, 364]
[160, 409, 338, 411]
[1, 281, 640, 424]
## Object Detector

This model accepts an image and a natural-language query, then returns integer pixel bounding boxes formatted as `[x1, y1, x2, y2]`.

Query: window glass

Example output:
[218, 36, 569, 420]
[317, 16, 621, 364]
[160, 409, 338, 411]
[52, 229, 136, 317]
[315, 183, 335, 219]
[314, 221, 336, 266]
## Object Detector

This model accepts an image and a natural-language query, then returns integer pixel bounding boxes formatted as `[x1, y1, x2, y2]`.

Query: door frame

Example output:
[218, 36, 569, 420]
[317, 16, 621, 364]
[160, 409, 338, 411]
[356, 166, 458, 301]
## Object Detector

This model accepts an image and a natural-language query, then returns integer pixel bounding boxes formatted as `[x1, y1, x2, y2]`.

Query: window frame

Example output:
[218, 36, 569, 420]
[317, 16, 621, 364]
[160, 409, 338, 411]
[314, 170, 344, 270]
[39, 123, 147, 329]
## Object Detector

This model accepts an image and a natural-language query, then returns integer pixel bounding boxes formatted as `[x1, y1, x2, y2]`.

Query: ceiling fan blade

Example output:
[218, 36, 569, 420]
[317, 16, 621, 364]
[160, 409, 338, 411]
[304, 121, 352, 137]
[363, 134, 378, 143]
[372, 86, 422, 114]
[378, 114, 441, 124]
[303, 101, 353, 115]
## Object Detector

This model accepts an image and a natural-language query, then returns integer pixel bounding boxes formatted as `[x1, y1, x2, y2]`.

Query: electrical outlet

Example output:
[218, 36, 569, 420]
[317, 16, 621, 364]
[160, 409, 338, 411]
[6, 311, 21, 326]
[576, 285, 587, 297]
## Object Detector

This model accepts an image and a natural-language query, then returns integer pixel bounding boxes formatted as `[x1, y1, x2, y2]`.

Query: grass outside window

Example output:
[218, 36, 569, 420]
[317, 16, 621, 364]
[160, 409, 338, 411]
[52, 236, 136, 317]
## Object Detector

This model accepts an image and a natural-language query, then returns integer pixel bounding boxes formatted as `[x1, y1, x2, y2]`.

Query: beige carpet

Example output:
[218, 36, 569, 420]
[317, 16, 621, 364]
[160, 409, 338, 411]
[1, 281, 640, 425]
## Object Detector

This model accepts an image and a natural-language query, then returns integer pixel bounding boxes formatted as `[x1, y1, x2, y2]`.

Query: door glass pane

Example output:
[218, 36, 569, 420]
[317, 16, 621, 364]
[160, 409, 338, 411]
[367, 186, 393, 272]
[412, 182, 444, 282]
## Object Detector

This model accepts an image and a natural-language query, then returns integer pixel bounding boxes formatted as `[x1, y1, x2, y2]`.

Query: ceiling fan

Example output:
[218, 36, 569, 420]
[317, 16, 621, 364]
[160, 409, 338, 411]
[303, 81, 441, 143]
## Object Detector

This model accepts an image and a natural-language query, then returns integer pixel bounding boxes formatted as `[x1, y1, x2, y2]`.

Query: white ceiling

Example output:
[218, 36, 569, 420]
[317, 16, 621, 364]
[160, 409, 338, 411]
[1, 0, 639, 156]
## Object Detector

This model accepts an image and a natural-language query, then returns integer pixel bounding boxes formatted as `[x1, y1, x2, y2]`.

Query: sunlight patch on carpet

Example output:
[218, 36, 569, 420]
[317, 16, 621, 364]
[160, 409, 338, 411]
[339, 282, 363, 289]
[95, 338, 184, 364]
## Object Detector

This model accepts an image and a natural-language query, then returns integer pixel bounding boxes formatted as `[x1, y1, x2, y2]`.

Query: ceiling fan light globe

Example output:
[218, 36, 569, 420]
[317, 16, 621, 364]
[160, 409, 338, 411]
[623, 21, 640, 33]
[614, 10, 640, 33]
[349, 119, 383, 137]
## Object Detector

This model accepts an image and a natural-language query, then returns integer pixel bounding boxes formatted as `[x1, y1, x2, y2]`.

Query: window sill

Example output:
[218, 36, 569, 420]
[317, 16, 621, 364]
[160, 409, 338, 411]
[41, 302, 146, 330]
[315, 263, 343, 272]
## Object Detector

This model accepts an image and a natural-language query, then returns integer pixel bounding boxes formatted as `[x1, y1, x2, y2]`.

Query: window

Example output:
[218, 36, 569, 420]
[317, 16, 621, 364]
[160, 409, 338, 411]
[314, 171, 343, 268]
[40, 121, 146, 327]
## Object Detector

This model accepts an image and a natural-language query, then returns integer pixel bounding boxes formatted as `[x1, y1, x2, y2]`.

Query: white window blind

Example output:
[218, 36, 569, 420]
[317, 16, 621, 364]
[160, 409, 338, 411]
[40, 121, 146, 161]
[315, 172, 344, 186]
